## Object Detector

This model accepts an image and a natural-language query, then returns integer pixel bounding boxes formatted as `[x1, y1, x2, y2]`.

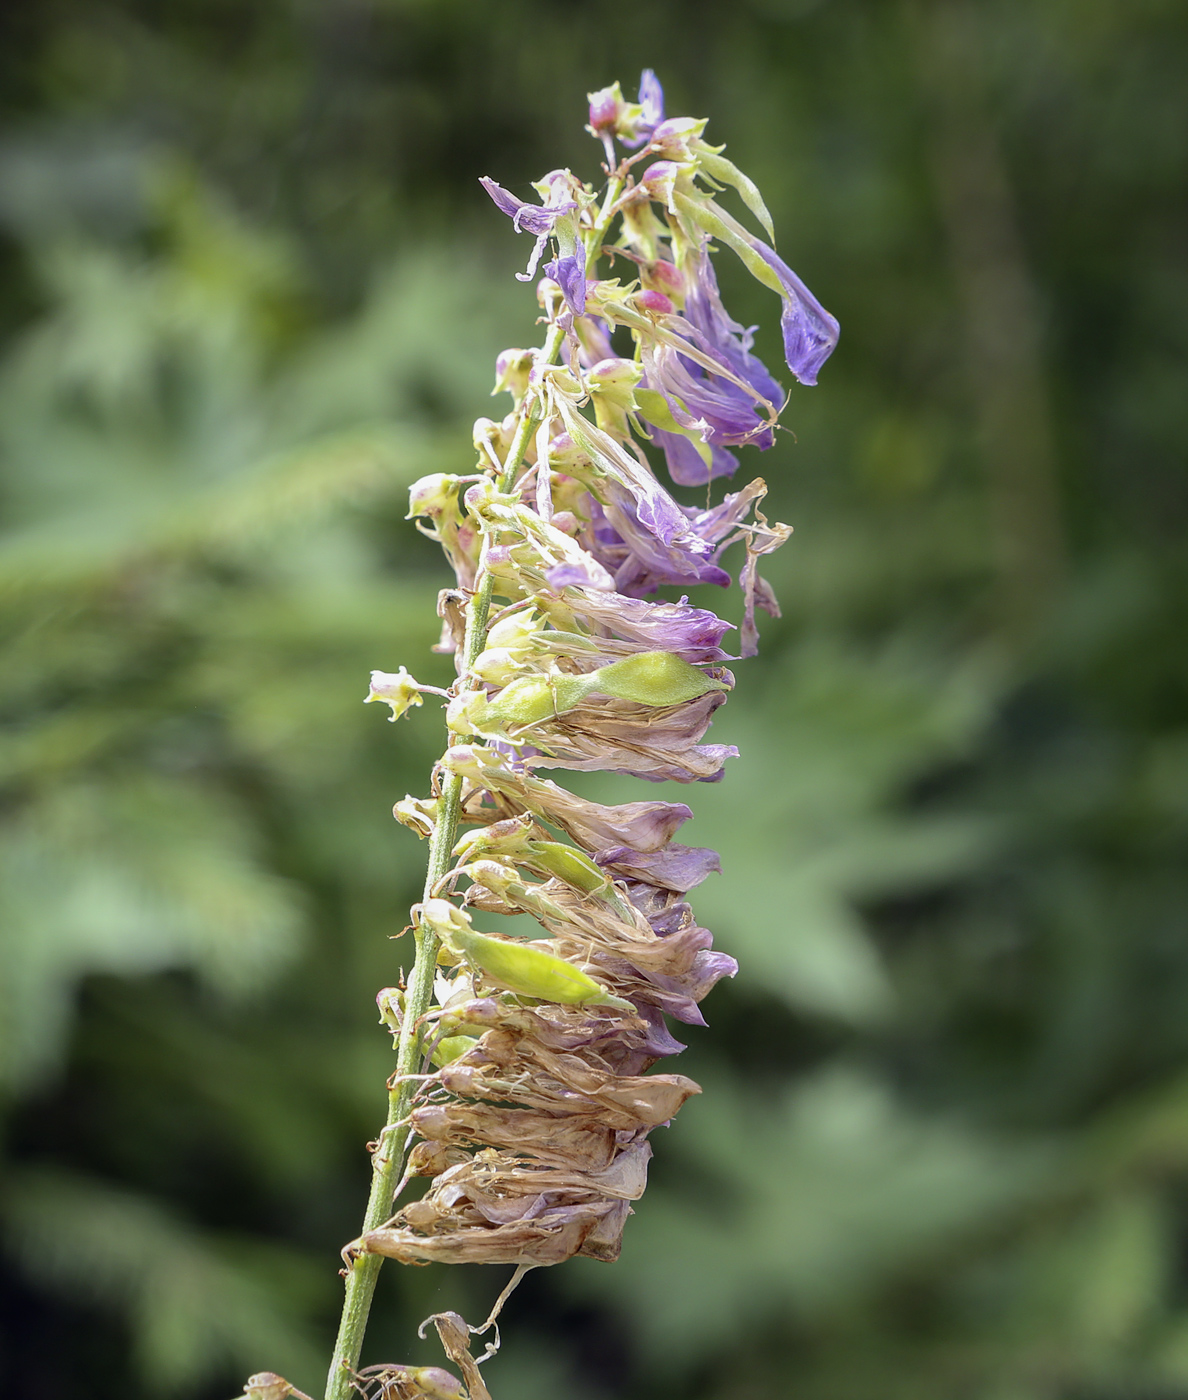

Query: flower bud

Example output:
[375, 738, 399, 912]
[535, 275, 562, 309]
[358, 1367, 463, 1400]
[639, 160, 680, 203]
[546, 431, 586, 472]
[393, 795, 438, 838]
[406, 1140, 470, 1176]
[486, 608, 543, 652]
[633, 288, 674, 317]
[407, 473, 461, 523]
[453, 814, 533, 859]
[244, 1375, 300, 1400]
[588, 357, 642, 407]
[366, 667, 424, 722]
[647, 116, 708, 161]
[641, 258, 685, 303]
[430, 1034, 479, 1068]
[418, 898, 474, 944]
[376, 986, 403, 1034]
[469, 646, 525, 687]
[493, 348, 535, 403]
[587, 81, 626, 134]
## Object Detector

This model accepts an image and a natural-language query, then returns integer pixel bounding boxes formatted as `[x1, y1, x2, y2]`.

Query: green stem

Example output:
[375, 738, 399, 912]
[323, 317, 567, 1400]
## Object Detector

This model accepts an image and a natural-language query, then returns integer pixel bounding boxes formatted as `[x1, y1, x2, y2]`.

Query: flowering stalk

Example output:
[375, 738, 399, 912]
[240, 71, 837, 1400]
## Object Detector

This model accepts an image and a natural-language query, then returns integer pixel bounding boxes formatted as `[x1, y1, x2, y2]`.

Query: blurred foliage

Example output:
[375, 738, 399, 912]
[0, 2, 1185, 1398]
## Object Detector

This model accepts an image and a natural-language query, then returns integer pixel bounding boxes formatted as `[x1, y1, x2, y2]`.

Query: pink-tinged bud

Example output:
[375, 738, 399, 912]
[648, 116, 706, 161]
[535, 275, 562, 309]
[643, 259, 684, 300]
[588, 357, 643, 414]
[587, 81, 625, 133]
[634, 289, 674, 316]
[493, 347, 534, 402]
[590, 356, 636, 383]
[547, 431, 583, 468]
[640, 160, 679, 198]
[407, 473, 461, 522]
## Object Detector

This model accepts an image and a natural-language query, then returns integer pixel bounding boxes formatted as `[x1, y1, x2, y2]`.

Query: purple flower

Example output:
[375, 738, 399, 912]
[551, 587, 734, 663]
[685, 478, 772, 548]
[551, 398, 733, 593]
[642, 339, 774, 449]
[640, 339, 775, 486]
[648, 428, 739, 489]
[628, 248, 787, 487]
[683, 246, 785, 411]
[479, 174, 578, 284]
[753, 242, 840, 387]
[596, 842, 721, 892]
[620, 70, 665, 150]
[597, 480, 733, 594]
[543, 254, 588, 314]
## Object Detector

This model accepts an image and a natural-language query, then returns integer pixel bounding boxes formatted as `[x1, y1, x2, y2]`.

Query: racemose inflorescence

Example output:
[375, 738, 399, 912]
[254, 70, 840, 1400]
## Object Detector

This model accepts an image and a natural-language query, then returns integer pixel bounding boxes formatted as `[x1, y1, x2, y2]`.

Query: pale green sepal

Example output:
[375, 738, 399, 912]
[365, 667, 424, 722]
[634, 387, 685, 434]
[698, 151, 777, 241]
[672, 191, 785, 298]
[634, 388, 715, 475]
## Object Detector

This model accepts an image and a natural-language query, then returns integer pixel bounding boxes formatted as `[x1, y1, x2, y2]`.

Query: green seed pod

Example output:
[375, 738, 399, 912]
[448, 925, 634, 1011]
[452, 819, 629, 918]
[529, 840, 615, 898]
[430, 1034, 479, 1068]
[448, 671, 600, 740]
[590, 651, 731, 706]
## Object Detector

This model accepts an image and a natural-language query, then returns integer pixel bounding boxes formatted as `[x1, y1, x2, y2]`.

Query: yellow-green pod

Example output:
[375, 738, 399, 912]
[590, 651, 731, 707]
[450, 926, 634, 1011]
[530, 841, 613, 896]
[430, 1034, 478, 1068]
[531, 840, 633, 919]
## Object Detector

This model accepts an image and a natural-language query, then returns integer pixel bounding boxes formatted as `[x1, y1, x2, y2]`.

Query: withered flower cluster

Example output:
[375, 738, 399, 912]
[303, 70, 836, 1400]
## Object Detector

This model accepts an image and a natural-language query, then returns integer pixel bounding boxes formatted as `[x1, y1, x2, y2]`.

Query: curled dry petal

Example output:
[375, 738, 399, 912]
[427, 1314, 493, 1400]
[595, 842, 722, 891]
[365, 1211, 606, 1268]
[412, 1100, 618, 1172]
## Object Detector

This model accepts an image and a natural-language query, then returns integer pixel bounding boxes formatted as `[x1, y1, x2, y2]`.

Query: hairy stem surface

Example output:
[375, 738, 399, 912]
[323, 319, 567, 1400]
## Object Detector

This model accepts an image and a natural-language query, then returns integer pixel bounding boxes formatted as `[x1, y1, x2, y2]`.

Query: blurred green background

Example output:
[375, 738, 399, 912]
[0, 1, 1186, 1397]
